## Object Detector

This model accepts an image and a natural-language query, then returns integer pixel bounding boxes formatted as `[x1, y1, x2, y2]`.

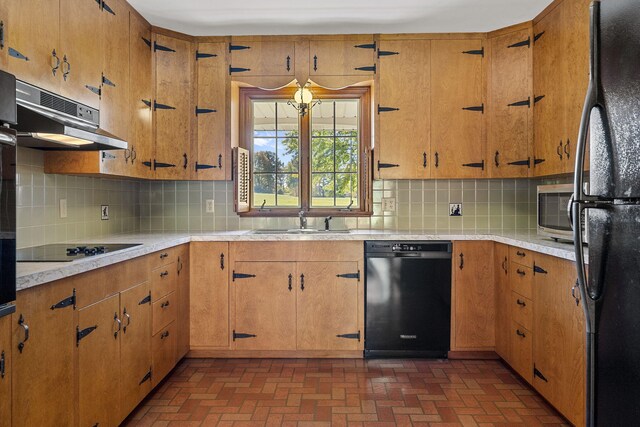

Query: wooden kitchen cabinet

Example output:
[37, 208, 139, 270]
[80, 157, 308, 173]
[376, 39, 430, 179]
[431, 39, 486, 179]
[0, 313, 11, 427]
[195, 42, 229, 180]
[296, 262, 360, 350]
[487, 27, 533, 178]
[0, 1, 8, 72]
[229, 40, 295, 77]
[153, 32, 194, 180]
[451, 241, 495, 350]
[152, 321, 176, 386]
[532, 253, 585, 427]
[176, 245, 190, 358]
[12, 280, 76, 427]
[309, 38, 376, 77]
[509, 320, 533, 382]
[190, 242, 229, 350]
[494, 243, 510, 362]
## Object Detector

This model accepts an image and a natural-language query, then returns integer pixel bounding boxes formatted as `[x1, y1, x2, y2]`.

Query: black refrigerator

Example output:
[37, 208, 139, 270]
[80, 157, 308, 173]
[572, 1, 640, 426]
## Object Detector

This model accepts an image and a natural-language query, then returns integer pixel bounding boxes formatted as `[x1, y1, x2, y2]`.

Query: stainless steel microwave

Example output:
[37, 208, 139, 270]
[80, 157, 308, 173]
[537, 184, 587, 243]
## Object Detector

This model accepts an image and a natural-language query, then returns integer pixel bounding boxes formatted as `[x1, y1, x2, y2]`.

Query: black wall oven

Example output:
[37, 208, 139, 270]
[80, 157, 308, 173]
[0, 70, 17, 317]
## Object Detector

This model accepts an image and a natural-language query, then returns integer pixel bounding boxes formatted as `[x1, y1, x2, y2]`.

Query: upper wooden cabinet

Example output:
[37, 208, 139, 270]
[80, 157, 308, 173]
[153, 33, 194, 180]
[195, 42, 229, 180]
[431, 39, 486, 179]
[487, 27, 533, 178]
[229, 40, 295, 77]
[376, 39, 430, 179]
[309, 38, 376, 77]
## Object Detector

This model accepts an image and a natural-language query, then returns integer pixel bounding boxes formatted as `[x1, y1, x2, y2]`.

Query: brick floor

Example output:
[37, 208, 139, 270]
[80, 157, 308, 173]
[122, 358, 569, 426]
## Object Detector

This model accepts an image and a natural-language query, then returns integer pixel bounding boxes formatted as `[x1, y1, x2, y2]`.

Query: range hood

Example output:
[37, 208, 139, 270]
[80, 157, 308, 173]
[14, 80, 127, 151]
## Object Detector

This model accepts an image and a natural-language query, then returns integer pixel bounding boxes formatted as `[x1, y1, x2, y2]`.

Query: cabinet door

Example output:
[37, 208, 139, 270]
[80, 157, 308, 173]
[190, 242, 229, 349]
[12, 281, 76, 427]
[0, 314, 11, 427]
[0, 1, 9, 71]
[59, 0, 102, 108]
[233, 262, 296, 350]
[488, 29, 532, 178]
[431, 39, 485, 178]
[5, 0, 60, 94]
[533, 5, 565, 177]
[120, 282, 152, 421]
[494, 243, 510, 361]
[176, 245, 190, 358]
[99, 0, 130, 142]
[296, 262, 360, 350]
[77, 293, 121, 427]
[195, 42, 228, 180]
[129, 12, 154, 179]
[154, 33, 193, 180]
[376, 39, 430, 179]
[533, 255, 585, 427]
[452, 241, 495, 350]
[152, 321, 176, 385]
[309, 39, 376, 77]
[229, 41, 294, 77]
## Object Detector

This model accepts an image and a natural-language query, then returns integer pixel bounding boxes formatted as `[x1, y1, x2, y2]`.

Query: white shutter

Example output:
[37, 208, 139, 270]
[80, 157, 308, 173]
[233, 147, 250, 213]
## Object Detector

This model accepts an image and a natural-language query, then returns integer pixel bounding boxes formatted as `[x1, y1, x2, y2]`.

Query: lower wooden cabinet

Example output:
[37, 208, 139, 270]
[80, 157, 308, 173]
[494, 243, 510, 361]
[509, 321, 533, 383]
[152, 321, 177, 385]
[176, 245, 190, 358]
[0, 313, 12, 427]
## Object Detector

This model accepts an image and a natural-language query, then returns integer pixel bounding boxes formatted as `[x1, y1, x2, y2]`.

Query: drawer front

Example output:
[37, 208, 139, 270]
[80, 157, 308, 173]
[510, 322, 533, 383]
[152, 292, 177, 335]
[510, 263, 533, 299]
[149, 247, 179, 270]
[510, 246, 531, 267]
[152, 322, 177, 386]
[151, 263, 177, 301]
[510, 292, 533, 331]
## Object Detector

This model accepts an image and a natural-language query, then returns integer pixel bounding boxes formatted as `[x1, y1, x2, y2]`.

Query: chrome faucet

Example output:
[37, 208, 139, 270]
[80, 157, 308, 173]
[324, 216, 332, 231]
[298, 210, 307, 229]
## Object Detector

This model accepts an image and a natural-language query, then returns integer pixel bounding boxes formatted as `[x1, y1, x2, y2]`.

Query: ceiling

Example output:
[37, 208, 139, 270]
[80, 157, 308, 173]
[129, 0, 554, 36]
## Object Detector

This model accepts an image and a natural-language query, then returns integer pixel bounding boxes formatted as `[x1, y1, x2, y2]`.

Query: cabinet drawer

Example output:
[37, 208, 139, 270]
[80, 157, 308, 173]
[152, 322, 176, 386]
[510, 292, 533, 331]
[152, 292, 177, 335]
[149, 247, 179, 270]
[151, 264, 177, 301]
[510, 263, 533, 299]
[510, 322, 532, 383]
[510, 247, 531, 267]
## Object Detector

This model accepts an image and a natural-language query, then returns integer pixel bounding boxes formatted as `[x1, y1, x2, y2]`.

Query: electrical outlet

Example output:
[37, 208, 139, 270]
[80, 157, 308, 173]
[59, 199, 67, 218]
[449, 203, 462, 216]
[101, 205, 109, 220]
[206, 199, 215, 213]
[381, 197, 396, 212]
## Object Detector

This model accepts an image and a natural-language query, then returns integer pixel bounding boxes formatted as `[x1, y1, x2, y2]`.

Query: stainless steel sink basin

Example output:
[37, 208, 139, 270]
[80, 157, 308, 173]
[250, 229, 351, 235]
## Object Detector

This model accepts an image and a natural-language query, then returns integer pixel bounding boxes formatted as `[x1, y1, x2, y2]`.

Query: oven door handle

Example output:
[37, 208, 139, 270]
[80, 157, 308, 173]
[0, 130, 17, 146]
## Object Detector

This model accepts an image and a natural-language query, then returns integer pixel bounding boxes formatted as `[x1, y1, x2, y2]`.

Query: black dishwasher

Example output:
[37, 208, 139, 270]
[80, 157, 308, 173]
[365, 241, 452, 358]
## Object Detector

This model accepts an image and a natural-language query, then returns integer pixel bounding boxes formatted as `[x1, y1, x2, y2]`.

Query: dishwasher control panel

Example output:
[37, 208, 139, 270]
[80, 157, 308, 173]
[365, 241, 452, 254]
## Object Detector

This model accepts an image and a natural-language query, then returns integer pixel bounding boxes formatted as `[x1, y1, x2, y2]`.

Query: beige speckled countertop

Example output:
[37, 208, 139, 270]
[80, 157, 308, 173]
[16, 230, 584, 291]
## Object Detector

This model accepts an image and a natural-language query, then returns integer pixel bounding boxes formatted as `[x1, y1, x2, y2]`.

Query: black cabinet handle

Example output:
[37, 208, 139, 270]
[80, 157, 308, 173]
[300, 274, 305, 291]
[494, 151, 500, 167]
[557, 141, 563, 160]
[220, 253, 225, 270]
[0, 21, 4, 50]
[17, 314, 29, 353]
[313, 55, 317, 72]
[434, 152, 439, 168]
[288, 274, 293, 292]
[286, 55, 290, 72]
[516, 251, 525, 258]
[183, 153, 188, 169]
[218, 154, 223, 169]
[502, 257, 507, 273]
[516, 269, 526, 276]
[516, 329, 526, 338]
[161, 300, 170, 309]
[516, 299, 526, 307]
[564, 139, 571, 159]
[160, 271, 168, 278]
[160, 253, 168, 259]
[62, 55, 71, 81]
[51, 49, 61, 76]
[459, 253, 464, 270]
[161, 330, 170, 339]
[0, 351, 5, 378]
[423, 152, 427, 168]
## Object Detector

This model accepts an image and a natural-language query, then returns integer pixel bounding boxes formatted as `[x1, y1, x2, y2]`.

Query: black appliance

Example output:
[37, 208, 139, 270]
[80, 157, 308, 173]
[365, 241, 452, 358]
[571, 1, 640, 425]
[17, 243, 142, 262]
[0, 70, 17, 318]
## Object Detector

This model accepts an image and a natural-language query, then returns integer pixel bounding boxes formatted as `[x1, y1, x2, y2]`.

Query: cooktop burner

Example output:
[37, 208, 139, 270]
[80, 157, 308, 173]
[17, 243, 142, 262]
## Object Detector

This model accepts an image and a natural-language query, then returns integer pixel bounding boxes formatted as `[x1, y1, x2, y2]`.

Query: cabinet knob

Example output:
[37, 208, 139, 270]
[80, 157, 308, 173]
[160, 271, 169, 278]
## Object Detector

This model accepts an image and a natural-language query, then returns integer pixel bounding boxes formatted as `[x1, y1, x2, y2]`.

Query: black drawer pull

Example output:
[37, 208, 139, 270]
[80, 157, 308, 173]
[161, 301, 170, 308]
[516, 269, 526, 276]
[516, 329, 526, 338]
[160, 271, 169, 278]
[160, 330, 170, 339]
[160, 252, 168, 259]
[516, 299, 526, 307]
[516, 251, 525, 257]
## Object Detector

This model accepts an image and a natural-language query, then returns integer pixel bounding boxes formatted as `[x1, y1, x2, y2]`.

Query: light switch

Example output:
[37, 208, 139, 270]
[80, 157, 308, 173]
[206, 199, 215, 213]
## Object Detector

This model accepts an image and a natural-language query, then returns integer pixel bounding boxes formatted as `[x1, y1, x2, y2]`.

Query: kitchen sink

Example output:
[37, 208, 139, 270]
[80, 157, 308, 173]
[250, 229, 351, 235]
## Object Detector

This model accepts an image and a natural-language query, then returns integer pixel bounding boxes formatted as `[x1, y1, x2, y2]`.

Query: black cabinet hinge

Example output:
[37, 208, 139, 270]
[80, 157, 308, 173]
[154, 100, 176, 111]
[196, 107, 217, 115]
[196, 51, 217, 60]
[378, 49, 399, 58]
[462, 160, 485, 170]
[336, 331, 361, 341]
[139, 368, 152, 385]
[154, 160, 176, 169]
[101, 0, 115, 15]
[8, 47, 29, 61]
[534, 95, 545, 104]
[533, 264, 548, 275]
[51, 289, 76, 310]
[378, 105, 399, 114]
[195, 162, 215, 171]
[142, 37, 152, 49]
[533, 157, 545, 166]
[354, 42, 376, 50]
[85, 85, 101, 96]
[336, 271, 360, 281]
[142, 160, 152, 169]
[462, 47, 484, 57]
[508, 97, 530, 108]
[508, 37, 531, 48]
[534, 31, 545, 43]
[233, 330, 256, 341]
[462, 104, 484, 113]
[533, 365, 548, 382]
[508, 158, 531, 168]
[139, 292, 151, 305]
[377, 161, 400, 170]
[154, 41, 176, 53]
[102, 73, 115, 87]
[229, 44, 250, 52]
[355, 64, 376, 73]
[76, 325, 98, 346]
[232, 271, 256, 281]
[229, 66, 251, 74]
[101, 152, 116, 161]
[142, 99, 152, 108]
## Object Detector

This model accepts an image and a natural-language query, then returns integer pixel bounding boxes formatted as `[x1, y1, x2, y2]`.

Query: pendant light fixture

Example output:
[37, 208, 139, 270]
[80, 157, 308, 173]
[288, 81, 321, 116]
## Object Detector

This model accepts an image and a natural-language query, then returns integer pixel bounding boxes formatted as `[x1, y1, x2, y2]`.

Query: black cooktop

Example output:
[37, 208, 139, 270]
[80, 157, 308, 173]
[17, 243, 142, 262]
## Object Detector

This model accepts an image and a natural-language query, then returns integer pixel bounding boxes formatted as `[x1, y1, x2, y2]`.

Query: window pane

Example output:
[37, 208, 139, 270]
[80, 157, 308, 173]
[253, 101, 276, 136]
[253, 139, 276, 172]
[311, 136, 334, 172]
[277, 102, 299, 137]
[335, 100, 359, 134]
[336, 137, 358, 172]
[253, 174, 276, 207]
[311, 101, 335, 136]
[336, 173, 358, 207]
[277, 174, 299, 207]
[277, 138, 299, 173]
[311, 173, 335, 207]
